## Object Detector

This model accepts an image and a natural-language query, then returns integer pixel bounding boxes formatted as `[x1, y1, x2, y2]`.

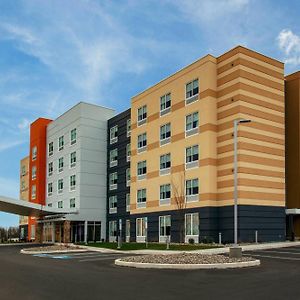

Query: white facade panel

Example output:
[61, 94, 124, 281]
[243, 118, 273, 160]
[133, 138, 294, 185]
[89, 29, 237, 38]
[46, 102, 115, 239]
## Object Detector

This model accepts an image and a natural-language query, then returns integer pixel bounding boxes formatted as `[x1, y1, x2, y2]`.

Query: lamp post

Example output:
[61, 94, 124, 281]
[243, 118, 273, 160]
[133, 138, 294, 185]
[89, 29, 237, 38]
[230, 119, 251, 257]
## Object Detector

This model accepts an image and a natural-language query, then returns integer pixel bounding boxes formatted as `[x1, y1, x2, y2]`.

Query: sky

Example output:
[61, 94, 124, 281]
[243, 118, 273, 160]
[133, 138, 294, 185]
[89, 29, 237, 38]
[0, 0, 300, 227]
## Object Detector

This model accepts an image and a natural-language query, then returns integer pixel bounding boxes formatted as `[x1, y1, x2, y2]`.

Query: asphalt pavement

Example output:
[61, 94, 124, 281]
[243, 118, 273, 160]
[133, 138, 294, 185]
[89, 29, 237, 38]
[1, 244, 300, 300]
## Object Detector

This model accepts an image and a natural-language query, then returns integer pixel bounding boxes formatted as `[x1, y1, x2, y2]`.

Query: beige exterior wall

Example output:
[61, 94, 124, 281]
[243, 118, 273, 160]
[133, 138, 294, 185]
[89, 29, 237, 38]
[129, 46, 285, 215]
[19, 156, 29, 226]
[216, 46, 285, 208]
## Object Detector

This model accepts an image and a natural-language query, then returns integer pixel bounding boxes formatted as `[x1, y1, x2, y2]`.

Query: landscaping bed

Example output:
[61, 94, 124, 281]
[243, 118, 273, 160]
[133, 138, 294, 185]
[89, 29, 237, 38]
[78, 242, 222, 251]
[115, 253, 260, 269]
[119, 253, 255, 264]
[21, 244, 85, 254]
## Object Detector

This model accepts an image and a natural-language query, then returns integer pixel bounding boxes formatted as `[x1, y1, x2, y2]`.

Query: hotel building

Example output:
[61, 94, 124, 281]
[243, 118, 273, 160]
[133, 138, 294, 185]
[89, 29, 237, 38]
[14, 45, 289, 244]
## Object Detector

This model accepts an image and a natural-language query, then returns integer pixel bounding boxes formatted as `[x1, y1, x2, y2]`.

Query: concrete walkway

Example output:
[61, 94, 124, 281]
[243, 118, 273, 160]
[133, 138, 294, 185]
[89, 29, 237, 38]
[75, 241, 300, 255]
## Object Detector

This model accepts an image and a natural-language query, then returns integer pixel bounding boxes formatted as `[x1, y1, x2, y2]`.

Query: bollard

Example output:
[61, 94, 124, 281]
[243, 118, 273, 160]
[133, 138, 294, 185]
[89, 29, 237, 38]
[166, 236, 170, 250]
[255, 230, 258, 244]
[218, 232, 222, 245]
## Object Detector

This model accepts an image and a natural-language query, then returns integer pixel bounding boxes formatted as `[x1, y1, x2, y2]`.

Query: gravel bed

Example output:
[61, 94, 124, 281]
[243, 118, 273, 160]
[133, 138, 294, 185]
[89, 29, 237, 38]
[120, 253, 255, 264]
[24, 245, 80, 252]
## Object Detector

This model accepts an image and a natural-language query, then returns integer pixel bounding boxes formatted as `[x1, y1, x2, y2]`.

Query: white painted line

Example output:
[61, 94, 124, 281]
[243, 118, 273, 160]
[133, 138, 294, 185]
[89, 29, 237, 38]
[254, 250, 300, 255]
[80, 255, 123, 262]
[250, 254, 300, 261]
[75, 253, 124, 260]
[64, 252, 99, 257]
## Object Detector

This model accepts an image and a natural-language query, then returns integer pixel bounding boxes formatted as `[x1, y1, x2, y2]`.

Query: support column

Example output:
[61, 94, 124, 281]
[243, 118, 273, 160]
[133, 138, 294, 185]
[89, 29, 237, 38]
[63, 221, 71, 244]
[52, 222, 55, 243]
[84, 220, 88, 244]
[36, 223, 43, 243]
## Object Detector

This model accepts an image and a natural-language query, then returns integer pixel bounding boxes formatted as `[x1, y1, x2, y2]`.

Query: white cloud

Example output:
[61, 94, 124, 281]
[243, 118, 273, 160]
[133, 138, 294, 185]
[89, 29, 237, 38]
[17, 118, 31, 131]
[277, 29, 300, 66]
[0, 140, 25, 153]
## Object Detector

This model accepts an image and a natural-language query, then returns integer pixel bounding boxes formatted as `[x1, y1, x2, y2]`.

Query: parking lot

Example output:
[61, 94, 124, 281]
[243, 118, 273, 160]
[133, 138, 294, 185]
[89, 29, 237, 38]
[1, 244, 300, 300]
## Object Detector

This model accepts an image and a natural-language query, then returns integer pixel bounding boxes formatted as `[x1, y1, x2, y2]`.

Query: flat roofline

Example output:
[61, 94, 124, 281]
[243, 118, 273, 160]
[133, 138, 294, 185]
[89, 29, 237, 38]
[285, 71, 300, 81]
[131, 54, 216, 101]
[218, 45, 284, 66]
[47, 101, 115, 125]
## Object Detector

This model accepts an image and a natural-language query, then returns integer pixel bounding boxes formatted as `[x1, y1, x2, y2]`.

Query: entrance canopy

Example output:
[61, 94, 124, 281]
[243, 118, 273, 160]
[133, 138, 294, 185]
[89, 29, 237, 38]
[286, 209, 300, 215]
[0, 195, 78, 217]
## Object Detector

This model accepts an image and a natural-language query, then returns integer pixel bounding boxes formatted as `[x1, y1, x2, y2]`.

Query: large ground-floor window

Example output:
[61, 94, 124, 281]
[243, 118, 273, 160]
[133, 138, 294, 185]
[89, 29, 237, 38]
[159, 215, 171, 243]
[136, 217, 147, 242]
[109, 220, 117, 242]
[185, 213, 199, 243]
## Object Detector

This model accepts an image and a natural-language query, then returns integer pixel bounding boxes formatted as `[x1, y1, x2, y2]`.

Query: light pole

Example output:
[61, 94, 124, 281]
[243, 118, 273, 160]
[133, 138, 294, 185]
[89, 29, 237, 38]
[230, 119, 251, 257]
[233, 119, 252, 246]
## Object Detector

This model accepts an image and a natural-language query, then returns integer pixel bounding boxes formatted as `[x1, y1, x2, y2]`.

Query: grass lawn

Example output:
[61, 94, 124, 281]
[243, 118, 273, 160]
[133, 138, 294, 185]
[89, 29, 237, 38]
[77, 242, 222, 251]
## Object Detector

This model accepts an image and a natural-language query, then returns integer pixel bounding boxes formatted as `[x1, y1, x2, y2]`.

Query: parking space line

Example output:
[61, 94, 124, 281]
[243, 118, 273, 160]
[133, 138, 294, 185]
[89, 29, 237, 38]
[254, 250, 300, 255]
[250, 254, 300, 261]
[79, 255, 123, 262]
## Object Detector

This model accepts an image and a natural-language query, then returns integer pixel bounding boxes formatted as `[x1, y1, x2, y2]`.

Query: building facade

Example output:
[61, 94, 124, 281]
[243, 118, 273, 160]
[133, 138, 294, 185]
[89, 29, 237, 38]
[19, 156, 29, 240]
[129, 46, 285, 243]
[285, 71, 300, 239]
[17, 45, 288, 244]
[106, 109, 131, 242]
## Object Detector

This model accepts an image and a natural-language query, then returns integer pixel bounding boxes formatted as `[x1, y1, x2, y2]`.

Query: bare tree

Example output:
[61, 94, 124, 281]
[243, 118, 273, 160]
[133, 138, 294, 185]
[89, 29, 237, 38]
[171, 170, 186, 244]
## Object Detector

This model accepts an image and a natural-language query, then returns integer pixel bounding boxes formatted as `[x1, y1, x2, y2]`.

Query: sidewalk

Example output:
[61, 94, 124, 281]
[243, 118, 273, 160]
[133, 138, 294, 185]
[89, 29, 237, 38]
[75, 241, 300, 255]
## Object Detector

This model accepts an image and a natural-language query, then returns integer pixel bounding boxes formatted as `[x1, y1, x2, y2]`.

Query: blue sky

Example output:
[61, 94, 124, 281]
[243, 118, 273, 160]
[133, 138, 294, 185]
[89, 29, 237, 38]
[0, 0, 300, 227]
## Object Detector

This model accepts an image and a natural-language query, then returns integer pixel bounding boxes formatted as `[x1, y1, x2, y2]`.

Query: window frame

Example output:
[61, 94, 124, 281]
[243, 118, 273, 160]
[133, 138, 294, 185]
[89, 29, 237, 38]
[137, 105, 147, 126]
[70, 128, 77, 145]
[160, 93, 171, 116]
[70, 175, 76, 191]
[110, 125, 118, 144]
[109, 195, 117, 214]
[160, 123, 171, 146]
[185, 78, 199, 104]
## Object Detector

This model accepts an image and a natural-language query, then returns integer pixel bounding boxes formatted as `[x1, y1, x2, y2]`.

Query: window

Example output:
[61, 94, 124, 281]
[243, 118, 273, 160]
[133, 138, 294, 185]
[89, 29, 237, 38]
[58, 157, 64, 173]
[136, 217, 147, 237]
[137, 105, 147, 125]
[48, 183, 53, 197]
[160, 93, 171, 115]
[31, 185, 36, 200]
[70, 198, 76, 208]
[110, 125, 118, 144]
[186, 112, 199, 136]
[109, 221, 117, 238]
[31, 225, 35, 240]
[58, 179, 63, 194]
[186, 79, 199, 102]
[58, 136, 64, 151]
[186, 145, 199, 169]
[48, 162, 53, 176]
[109, 196, 117, 214]
[109, 172, 118, 190]
[70, 151, 76, 168]
[32, 166, 36, 180]
[137, 189, 146, 208]
[137, 160, 147, 179]
[110, 149, 118, 167]
[160, 184, 171, 205]
[21, 180, 25, 191]
[126, 168, 131, 187]
[70, 128, 77, 145]
[70, 175, 76, 191]
[48, 203, 52, 207]
[186, 178, 199, 202]
[127, 119, 131, 137]
[160, 153, 171, 171]
[48, 142, 54, 156]
[58, 201, 63, 209]
[32, 146, 37, 161]
[126, 219, 130, 241]
[21, 165, 26, 176]
[137, 133, 147, 152]
[160, 123, 171, 145]
[185, 213, 199, 236]
[126, 143, 131, 162]
[159, 215, 171, 237]
[126, 193, 130, 212]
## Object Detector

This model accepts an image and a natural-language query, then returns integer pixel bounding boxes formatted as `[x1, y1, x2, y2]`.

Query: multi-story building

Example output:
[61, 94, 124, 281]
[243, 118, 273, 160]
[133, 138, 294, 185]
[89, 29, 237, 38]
[43, 102, 115, 243]
[129, 46, 285, 243]
[106, 109, 131, 242]
[11, 45, 288, 245]
[285, 71, 300, 239]
[19, 156, 29, 240]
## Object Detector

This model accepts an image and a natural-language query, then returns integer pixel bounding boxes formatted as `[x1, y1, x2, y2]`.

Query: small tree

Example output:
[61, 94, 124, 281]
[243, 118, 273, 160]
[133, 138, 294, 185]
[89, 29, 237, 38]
[171, 171, 187, 244]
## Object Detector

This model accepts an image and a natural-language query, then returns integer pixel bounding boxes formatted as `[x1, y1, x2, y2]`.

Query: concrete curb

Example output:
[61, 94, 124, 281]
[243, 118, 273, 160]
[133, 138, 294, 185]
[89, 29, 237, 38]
[114, 258, 261, 270]
[0, 243, 31, 247]
[75, 241, 300, 255]
[20, 249, 89, 255]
